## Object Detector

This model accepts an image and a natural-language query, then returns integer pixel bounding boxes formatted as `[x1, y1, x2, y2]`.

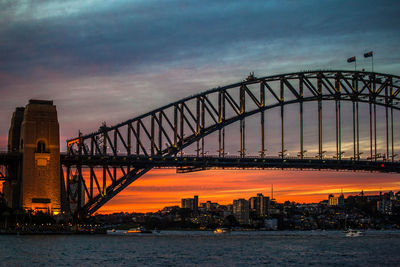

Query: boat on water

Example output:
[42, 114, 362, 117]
[106, 227, 152, 235]
[345, 229, 362, 237]
[126, 227, 152, 234]
[213, 228, 230, 234]
[106, 229, 124, 235]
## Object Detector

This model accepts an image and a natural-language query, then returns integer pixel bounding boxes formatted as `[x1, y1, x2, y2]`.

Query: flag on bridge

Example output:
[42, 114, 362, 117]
[347, 56, 356, 63]
[364, 51, 373, 58]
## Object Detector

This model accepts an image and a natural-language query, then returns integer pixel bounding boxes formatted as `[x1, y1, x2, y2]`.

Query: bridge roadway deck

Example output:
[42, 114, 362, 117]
[1, 152, 399, 173]
[60, 154, 400, 173]
[0, 152, 21, 164]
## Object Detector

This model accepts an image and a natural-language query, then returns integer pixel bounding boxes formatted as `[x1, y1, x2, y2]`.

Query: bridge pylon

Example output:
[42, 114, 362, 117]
[3, 100, 66, 215]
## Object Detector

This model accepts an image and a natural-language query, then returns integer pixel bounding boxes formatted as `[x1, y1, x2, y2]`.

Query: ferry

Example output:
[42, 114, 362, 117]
[345, 229, 362, 237]
[106, 227, 152, 235]
[213, 228, 230, 234]
[126, 227, 152, 234]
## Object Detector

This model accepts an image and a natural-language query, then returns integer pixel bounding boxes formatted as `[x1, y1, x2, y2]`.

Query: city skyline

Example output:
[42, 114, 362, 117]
[95, 168, 400, 213]
[99, 187, 398, 215]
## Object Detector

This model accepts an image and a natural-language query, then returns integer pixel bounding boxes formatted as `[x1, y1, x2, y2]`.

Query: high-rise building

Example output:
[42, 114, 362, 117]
[194, 195, 198, 212]
[233, 198, 249, 225]
[249, 193, 270, 217]
[377, 199, 393, 215]
[338, 194, 345, 207]
[328, 193, 345, 207]
[328, 194, 337, 206]
[181, 198, 194, 209]
[181, 195, 199, 211]
[199, 200, 219, 212]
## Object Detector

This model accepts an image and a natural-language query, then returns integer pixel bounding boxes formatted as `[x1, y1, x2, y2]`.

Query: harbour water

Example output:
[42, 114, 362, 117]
[1, 230, 399, 266]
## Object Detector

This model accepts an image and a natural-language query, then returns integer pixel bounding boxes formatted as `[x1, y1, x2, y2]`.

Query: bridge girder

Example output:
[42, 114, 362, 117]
[64, 70, 400, 216]
[0, 152, 22, 180]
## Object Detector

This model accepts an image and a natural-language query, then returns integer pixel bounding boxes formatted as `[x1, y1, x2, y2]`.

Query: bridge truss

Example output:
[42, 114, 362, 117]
[0, 152, 21, 181]
[64, 70, 400, 216]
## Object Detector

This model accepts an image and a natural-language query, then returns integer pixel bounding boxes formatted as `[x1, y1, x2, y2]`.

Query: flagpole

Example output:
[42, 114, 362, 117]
[364, 51, 374, 73]
[372, 54, 374, 73]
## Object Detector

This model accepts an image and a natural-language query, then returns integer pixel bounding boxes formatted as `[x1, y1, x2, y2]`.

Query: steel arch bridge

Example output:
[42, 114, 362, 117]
[64, 70, 400, 216]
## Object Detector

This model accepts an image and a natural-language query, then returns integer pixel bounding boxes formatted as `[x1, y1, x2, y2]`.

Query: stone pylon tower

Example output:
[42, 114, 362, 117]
[3, 107, 25, 208]
[21, 100, 61, 214]
[4, 100, 61, 214]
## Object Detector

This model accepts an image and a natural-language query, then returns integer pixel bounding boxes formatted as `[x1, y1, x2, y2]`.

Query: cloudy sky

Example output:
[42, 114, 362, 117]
[1, 0, 399, 212]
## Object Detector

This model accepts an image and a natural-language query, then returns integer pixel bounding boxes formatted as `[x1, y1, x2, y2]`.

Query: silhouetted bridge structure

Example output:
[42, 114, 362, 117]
[60, 154, 399, 173]
[1, 70, 400, 217]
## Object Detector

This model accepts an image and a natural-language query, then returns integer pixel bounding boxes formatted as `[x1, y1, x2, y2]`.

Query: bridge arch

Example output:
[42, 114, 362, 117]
[64, 70, 400, 216]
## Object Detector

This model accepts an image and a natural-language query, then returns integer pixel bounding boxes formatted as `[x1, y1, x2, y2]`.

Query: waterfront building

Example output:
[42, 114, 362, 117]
[199, 200, 219, 212]
[338, 194, 345, 206]
[194, 195, 198, 212]
[264, 218, 278, 230]
[377, 199, 393, 215]
[328, 193, 344, 207]
[181, 195, 199, 211]
[249, 193, 270, 217]
[161, 206, 179, 215]
[233, 198, 249, 225]
[181, 198, 194, 209]
[226, 204, 233, 213]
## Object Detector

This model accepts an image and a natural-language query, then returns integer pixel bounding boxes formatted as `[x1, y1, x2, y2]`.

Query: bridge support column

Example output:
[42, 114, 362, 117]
[240, 86, 245, 158]
[260, 83, 265, 158]
[386, 94, 389, 161]
[317, 76, 323, 160]
[352, 101, 356, 160]
[374, 102, 377, 161]
[369, 101, 373, 160]
[299, 76, 304, 159]
[391, 104, 394, 162]
[335, 99, 342, 160]
[373, 75, 377, 161]
[280, 79, 285, 159]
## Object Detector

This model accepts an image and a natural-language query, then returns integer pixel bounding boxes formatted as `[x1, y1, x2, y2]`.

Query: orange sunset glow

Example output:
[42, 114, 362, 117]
[93, 168, 400, 213]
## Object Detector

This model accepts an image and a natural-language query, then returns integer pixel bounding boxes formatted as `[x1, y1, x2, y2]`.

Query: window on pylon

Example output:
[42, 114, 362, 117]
[37, 141, 46, 153]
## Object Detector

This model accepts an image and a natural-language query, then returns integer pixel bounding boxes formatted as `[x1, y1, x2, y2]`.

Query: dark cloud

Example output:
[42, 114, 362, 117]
[1, 0, 400, 151]
[1, 0, 400, 78]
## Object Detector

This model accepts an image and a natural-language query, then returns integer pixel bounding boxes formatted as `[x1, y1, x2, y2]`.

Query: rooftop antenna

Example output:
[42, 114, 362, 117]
[271, 184, 274, 200]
